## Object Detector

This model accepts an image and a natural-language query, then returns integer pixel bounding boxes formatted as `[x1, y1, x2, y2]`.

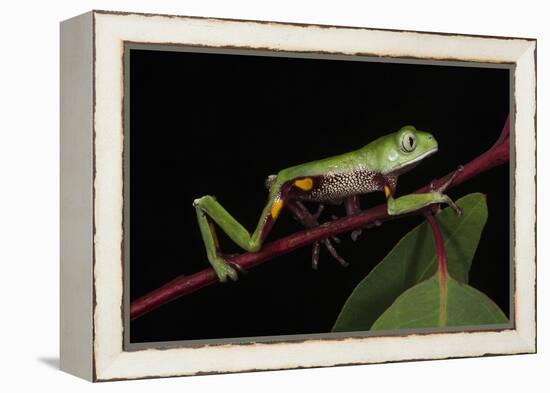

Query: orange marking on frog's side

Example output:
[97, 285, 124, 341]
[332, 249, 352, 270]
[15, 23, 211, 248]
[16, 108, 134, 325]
[270, 198, 284, 219]
[294, 177, 313, 191]
[384, 184, 392, 199]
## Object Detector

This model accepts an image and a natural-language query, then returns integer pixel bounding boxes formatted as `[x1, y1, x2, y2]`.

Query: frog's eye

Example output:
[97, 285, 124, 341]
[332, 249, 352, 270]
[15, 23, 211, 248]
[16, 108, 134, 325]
[401, 132, 416, 153]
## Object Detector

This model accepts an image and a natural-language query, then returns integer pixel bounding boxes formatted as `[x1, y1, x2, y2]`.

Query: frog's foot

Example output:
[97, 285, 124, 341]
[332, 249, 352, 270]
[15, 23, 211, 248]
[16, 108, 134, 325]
[428, 166, 464, 216]
[312, 238, 348, 270]
[350, 219, 383, 241]
[227, 260, 248, 275]
[441, 195, 462, 216]
[322, 238, 348, 267]
[365, 220, 382, 229]
[312, 242, 320, 269]
[331, 214, 370, 242]
[211, 257, 239, 283]
[218, 253, 249, 275]
[425, 193, 462, 216]
[350, 229, 362, 242]
[286, 201, 348, 270]
[431, 165, 464, 193]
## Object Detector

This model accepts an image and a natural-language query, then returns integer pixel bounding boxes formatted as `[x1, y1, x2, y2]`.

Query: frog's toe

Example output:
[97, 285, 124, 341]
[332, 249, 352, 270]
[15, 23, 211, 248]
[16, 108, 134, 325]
[322, 238, 349, 268]
[227, 260, 247, 275]
[311, 241, 321, 270]
[310, 238, 349, 269]
[214, 261, 239, 282]
[437, 165, 464, 193]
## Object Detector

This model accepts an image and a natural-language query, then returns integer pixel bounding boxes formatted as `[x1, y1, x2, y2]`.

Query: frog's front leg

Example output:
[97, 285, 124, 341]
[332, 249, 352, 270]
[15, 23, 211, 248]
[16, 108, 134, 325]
[386, 166, 463, 216]
[193, 193, 284, 282]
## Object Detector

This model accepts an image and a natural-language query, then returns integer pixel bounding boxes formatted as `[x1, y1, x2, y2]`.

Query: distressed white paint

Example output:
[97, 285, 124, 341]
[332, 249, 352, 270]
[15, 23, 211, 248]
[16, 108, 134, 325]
[60, 11, 94, 381]
[512, 42, 537, 351]
[90, 11, 536, 381]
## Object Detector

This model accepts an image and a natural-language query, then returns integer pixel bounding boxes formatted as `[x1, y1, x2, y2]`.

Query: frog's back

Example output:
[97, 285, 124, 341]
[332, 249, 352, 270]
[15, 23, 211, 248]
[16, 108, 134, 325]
[276, 150, 363, 183]
[267, 149, 385, 203]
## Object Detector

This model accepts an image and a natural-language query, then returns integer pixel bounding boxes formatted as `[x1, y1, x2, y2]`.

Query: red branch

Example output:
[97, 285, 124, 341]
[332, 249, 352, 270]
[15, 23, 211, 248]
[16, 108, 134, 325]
[131, 116, 510, 320]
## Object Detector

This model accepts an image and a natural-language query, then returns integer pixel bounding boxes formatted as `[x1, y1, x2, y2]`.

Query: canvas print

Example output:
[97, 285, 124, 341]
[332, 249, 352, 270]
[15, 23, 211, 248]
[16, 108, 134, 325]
[126, 46, 511, 345]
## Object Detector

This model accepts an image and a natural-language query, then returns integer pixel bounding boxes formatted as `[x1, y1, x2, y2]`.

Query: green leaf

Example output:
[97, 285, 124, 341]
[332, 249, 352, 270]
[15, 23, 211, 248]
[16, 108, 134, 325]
[371, 274, 508, 330]
[332, 193, 488, 332]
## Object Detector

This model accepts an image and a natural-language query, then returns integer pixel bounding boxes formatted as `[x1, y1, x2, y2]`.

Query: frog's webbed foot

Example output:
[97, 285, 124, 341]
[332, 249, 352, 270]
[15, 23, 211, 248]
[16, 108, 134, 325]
[429, 165, 464, 216]
[286, 201, 348, 270]
[218, 254, 249, 276]
[312, 238, 348, 270]
[227, 260, 247, 275]
[350, 230, 362, 242]
[349, 220, 383, 241]
[442, 196, 462, 216]
[362, 219, 382, 231]
[211, 257, 239, 283]
[431, 165, 464, 193]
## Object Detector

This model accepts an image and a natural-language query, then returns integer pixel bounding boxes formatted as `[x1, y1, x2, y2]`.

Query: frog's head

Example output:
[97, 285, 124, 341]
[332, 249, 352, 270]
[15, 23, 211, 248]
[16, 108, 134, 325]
[375, 125, 439, 175]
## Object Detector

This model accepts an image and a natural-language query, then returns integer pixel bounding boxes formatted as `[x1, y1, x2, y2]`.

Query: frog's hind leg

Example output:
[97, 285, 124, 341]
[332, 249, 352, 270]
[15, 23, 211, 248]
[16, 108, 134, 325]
[194, 190, 287, 282]
[194, 207, 239, 282]
[286, 200, 348, 270]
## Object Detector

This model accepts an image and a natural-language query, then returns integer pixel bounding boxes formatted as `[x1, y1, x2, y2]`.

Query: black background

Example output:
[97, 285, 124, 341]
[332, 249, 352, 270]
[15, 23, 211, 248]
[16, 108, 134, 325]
[129, 48, 510, 343]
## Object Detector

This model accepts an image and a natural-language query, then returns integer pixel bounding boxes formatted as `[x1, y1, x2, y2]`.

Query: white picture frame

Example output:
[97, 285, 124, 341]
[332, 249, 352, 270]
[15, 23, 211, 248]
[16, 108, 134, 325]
[60, 10, 536, 381]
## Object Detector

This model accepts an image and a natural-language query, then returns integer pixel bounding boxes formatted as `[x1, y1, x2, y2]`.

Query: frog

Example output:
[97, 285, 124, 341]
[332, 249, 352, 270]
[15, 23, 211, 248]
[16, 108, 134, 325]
[193, 125, 461, 282]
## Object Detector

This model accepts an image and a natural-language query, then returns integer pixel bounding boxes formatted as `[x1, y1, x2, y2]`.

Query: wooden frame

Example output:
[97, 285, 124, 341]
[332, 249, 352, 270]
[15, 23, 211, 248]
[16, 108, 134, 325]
[60, 10, 536, 381]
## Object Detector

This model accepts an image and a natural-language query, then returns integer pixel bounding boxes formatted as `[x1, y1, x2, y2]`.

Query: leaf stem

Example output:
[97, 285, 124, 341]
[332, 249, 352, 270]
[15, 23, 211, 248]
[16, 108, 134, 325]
[423, 212, 447, 282]
[422, 211, 448, 326]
